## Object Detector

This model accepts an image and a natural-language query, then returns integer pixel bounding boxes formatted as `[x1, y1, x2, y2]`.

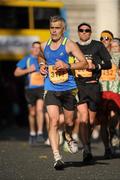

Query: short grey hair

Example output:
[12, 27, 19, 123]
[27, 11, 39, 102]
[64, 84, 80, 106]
[50, 16, 67, 30]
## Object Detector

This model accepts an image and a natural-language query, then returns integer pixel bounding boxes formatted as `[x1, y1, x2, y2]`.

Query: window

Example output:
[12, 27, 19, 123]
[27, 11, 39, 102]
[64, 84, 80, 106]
[0, 6, 29, 29]
[34, 7, 60, 29]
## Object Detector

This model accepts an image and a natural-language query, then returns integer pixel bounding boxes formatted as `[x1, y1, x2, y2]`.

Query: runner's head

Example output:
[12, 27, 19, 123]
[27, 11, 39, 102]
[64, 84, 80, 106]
[77, 23, 92, 42]
[31, 41, 41, 57]
[110, 38, 120, 53]
[100, 30, 113, 49]
[49, 16, 67, 42]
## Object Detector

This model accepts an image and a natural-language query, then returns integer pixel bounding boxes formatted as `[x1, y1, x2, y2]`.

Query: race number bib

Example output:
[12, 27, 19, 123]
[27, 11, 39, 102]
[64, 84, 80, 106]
[30, 72, 44, 86]
[48, 65, 68, 84]
[100, 63, 117, 81]
[75, 59, 92, 77]
[75, 69, 92, 77]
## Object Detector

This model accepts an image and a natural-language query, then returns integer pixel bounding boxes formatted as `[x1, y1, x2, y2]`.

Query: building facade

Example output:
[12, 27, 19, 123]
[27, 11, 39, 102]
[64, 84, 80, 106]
[63, 0, 120, 41]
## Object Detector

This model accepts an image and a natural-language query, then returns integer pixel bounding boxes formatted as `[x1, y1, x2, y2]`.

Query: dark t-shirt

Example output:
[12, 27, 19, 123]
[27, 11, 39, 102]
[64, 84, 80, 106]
[76, 40, 112, 83]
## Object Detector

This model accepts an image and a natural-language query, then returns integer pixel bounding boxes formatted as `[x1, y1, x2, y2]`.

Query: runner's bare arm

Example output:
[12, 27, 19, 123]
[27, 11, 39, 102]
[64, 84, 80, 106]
[39, 42, 47, 64]
[14, 65, 35, 77]
[39, 42, 48, 75]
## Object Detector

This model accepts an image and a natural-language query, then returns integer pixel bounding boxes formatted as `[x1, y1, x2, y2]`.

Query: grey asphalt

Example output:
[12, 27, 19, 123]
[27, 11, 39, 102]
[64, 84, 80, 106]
[0, 126, 120, 180]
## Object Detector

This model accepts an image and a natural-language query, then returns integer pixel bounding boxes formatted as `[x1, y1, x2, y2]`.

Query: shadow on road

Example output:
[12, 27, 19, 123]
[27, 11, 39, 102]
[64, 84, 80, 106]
[64, 153, 120, 169]
[64, 159, 108, 169]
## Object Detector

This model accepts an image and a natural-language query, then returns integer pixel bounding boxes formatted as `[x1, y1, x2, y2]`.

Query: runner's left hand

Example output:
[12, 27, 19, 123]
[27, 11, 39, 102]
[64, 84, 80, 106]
[54, 59, 69, 71]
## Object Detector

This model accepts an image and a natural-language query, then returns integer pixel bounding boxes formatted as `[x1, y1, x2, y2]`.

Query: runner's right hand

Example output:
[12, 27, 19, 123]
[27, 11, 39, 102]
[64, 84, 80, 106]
[40, 64, 48, 75]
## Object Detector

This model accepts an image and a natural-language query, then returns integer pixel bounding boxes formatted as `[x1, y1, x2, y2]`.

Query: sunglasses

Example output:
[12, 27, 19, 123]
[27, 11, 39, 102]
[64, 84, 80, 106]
[78, 29, 91, 33]
[100, 37, 110, 41]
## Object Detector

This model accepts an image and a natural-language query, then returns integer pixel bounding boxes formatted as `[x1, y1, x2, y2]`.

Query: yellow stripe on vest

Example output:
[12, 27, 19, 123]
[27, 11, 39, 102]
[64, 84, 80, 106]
[62, 37, 67, 45]
[47, 39, 52, 46]
[26, 57, 31, 68]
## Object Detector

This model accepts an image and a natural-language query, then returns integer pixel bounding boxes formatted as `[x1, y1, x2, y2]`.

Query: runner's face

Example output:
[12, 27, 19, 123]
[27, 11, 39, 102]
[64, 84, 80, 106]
[111, 41, 120, 53]
[101, 38, 111, 49]
[50, 21, 65, 42]
[31, 44, 41, 56]
[78, 25, 91, 42]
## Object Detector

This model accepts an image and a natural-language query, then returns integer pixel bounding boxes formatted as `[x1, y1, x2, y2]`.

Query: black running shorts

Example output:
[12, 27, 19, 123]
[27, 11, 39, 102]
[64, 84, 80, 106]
[25, 87, 44, 106]
[44, 89, 77, 111]
[77, 82, 101, 111]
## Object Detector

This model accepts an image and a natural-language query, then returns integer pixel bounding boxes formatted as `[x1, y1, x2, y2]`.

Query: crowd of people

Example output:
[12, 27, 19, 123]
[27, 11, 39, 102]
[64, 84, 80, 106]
[14, 16, 120, 170]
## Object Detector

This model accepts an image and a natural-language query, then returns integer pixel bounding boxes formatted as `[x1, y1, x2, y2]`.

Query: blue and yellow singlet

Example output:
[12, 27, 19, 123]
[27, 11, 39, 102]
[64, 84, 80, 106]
[44, 37, 77, 91]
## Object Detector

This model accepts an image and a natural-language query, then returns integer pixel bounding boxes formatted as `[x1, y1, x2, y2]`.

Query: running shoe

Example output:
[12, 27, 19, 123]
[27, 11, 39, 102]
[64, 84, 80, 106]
[54, 159, 64, 170]
[104, 148, 113, 159]
[72, 133, 79, 143]
[112, 135, 119, 147]
[29, 135, 37, 146]
[83, 150, 94, 164]
[62, 131, 78, 153]
[36, 134, 44, 143]
[44, 138, 51, 146]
